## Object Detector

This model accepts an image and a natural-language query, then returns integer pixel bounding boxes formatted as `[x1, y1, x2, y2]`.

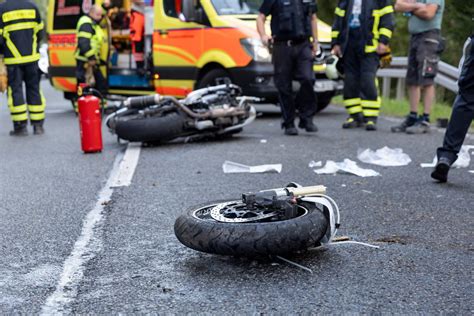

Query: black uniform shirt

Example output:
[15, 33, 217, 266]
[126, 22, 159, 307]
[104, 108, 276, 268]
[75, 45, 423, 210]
[259, 0, 317, 39]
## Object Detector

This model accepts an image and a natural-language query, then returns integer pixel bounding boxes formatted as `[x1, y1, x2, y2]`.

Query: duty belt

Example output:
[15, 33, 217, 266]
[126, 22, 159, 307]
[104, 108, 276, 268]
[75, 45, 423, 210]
[273, 38, 309, 46]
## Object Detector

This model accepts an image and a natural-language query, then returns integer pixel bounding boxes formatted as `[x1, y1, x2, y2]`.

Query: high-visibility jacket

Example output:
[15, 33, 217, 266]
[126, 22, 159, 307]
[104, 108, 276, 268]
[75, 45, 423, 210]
[75, 15, 104, 62]
[130, 7, 145, 43]
[0, 0, 44, 65]
[331, 0, 394, 54]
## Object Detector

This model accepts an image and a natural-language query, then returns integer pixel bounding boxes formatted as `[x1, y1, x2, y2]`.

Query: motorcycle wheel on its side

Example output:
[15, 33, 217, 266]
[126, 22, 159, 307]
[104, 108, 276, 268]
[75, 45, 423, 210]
[174, 200, 329, 256]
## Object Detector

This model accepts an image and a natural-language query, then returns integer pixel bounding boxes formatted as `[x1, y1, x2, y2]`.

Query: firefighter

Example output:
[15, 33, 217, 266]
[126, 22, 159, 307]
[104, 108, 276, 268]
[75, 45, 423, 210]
[75, 5, 107, 104]
[130, 0, 145, 75]
[331, 0, 395, 131]
[0, 0, 46, 136]
[257, 0, 319, 136]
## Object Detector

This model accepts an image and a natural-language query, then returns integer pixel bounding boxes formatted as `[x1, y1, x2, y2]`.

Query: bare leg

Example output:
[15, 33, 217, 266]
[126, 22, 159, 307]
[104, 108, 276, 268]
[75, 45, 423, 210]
[408, 85, 421, 113]
[422, 84, 435, 114]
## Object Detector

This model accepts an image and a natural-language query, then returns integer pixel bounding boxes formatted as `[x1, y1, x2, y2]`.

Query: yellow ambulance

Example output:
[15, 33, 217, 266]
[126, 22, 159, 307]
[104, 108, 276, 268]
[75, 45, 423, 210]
[47, 0, 342, 111]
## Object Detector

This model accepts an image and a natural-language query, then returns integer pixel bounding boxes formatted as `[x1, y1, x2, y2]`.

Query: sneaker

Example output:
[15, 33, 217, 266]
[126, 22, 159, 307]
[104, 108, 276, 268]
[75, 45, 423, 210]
[33, 125, 45, 135]
[284, 124, 299, 136]
[342, 113, 364, 129]
[298, 119, 318, 132]
[9, 124, 28, 136]
[406, 120, 430, 134]
[391, 115, 417, 133]
[431, 157, 451, 183]
[365, 120, 377, 131]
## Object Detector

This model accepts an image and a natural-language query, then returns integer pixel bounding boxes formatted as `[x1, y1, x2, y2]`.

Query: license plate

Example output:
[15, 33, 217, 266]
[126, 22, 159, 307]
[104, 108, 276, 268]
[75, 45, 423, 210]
[314, 80, 335, 92]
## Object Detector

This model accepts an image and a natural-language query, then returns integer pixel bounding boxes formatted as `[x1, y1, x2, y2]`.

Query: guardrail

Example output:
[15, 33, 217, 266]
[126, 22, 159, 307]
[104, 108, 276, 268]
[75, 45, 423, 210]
[377, 57, 460, 99]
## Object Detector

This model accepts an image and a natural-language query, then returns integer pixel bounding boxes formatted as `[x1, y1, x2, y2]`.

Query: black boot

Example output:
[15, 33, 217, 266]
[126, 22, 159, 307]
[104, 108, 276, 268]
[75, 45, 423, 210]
[9, 121, 28, 136]
[283, 122, 298, 136]
[298, 118, 318, 132]
[431, 157, 451, 183]
[342, 112, 364, 129]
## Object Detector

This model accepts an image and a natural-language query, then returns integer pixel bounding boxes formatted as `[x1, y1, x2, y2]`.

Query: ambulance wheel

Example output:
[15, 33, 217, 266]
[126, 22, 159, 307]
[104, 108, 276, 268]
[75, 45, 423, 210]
[314, 91, 334, 114]
[174, 200, 328, 257]
[197, 69, 232, 88]
[115, 112, 185, 142]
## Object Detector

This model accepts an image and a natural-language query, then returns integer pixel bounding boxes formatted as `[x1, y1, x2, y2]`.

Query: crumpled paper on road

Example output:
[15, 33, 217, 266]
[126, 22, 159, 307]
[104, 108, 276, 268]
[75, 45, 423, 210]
[313, 159, 380, 177]
[420, 145, 474, 168]
[358, 146, 412, 166]
[223, 161, 282, 174]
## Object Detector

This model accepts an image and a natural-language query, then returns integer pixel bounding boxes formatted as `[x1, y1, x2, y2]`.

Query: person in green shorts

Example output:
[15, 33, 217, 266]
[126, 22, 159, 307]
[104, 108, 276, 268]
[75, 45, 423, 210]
[392, 0, 445, 134]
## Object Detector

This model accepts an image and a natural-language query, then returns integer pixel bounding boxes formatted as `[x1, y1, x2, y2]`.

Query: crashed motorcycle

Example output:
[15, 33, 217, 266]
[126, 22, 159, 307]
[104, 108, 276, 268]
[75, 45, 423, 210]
[105, 84, 257, 143]
[174, 183, 340, 256]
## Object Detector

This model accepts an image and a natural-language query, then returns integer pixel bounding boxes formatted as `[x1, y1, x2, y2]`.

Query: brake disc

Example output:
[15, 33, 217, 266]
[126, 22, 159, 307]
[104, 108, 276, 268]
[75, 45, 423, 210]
[209, 201, 279, 223]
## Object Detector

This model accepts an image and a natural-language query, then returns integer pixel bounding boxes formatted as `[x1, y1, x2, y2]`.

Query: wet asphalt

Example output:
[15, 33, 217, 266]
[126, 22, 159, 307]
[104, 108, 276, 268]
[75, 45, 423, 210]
[0, 82, 472, 313]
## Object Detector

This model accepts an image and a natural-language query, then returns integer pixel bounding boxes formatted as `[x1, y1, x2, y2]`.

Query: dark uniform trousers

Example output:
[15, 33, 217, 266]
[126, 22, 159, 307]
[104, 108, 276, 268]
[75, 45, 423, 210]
[343, 31, 380, 119]
[437, 36, 474, 163]
[273, 40, 316, 127]
[7, 62, 44, 126]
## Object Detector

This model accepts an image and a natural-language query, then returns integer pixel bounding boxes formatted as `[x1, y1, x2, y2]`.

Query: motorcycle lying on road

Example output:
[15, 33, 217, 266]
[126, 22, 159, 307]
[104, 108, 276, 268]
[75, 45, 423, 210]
[105, 84, 257, 143]
[174, 183, 341, 256]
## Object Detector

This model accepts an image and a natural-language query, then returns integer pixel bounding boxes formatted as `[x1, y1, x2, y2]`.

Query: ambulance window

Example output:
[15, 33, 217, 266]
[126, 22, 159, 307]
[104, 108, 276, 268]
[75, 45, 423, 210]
[163, 0, 179, 18]
[53, 0, 96, 30]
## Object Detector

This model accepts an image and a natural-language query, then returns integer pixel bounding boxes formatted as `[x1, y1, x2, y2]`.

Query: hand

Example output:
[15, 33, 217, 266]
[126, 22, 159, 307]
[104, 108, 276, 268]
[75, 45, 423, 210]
[261, 34, 273, 47]
[312, 40, 320, 57]
[376, 43, 388, 55]
[331, 45, 342, 57]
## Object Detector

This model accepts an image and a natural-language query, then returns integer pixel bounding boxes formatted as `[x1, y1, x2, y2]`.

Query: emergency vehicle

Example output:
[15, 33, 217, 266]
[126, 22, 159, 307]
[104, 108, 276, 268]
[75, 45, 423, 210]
[47, 0, 342, 111]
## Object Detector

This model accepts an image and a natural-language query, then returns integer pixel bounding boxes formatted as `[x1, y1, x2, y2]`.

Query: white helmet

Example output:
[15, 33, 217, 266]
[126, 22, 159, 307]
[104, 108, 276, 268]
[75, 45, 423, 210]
[325, 54, 341, 80]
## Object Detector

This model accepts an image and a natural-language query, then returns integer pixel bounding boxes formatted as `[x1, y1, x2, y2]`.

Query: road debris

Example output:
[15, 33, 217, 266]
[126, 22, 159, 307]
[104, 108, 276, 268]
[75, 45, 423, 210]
[313, 159, 380, 177]
[222, 161, 282, 174]
[308, 160, 323, 168]
[275, 256, 313, 274]
[358, 146, 412, 166]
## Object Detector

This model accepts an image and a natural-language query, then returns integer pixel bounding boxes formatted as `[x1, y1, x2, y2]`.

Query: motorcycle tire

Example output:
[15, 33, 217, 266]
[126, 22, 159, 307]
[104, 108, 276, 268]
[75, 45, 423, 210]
[115, 112, 185, 142]
[174, 200, 328, 256]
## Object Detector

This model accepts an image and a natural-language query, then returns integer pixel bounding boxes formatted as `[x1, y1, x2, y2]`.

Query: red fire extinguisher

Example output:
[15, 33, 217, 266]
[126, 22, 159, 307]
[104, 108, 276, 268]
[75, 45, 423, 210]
[77, 84, 103, 153]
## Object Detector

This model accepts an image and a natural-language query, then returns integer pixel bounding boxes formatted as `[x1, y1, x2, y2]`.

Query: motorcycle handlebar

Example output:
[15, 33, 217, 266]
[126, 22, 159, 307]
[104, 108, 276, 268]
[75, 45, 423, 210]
[287, 185, 327, 197]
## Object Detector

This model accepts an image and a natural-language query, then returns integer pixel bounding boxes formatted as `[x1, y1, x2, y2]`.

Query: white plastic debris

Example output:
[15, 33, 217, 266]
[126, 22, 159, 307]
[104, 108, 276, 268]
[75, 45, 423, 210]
[469, 170, 474, 174]
[313, 159, 380, 177]
[358, 146, 411, 166]
[420, 145, 473, 168]
[308, 160, 322, 168]
[260, 139, 267, 143]
[222, 161, 282, 174]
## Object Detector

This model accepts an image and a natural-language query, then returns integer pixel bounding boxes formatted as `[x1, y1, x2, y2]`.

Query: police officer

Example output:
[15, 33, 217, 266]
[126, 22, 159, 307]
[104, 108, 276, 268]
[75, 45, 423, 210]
[0, 0, 46, 136]
[431, 32, 474, 183]
[257, 0, 319, 136]
[75, 5, 107, 103]
[331, 0, 395, 131]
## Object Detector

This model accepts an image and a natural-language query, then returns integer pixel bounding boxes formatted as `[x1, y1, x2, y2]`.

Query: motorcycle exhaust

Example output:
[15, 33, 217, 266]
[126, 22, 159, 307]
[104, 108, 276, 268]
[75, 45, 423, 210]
[124, 94, 162, 109]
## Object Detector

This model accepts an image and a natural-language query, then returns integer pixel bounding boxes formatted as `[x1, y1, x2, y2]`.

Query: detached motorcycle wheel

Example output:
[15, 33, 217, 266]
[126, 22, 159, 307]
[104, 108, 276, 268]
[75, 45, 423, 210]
[115, 112, 185, 142]
[174, 200, 328, 256]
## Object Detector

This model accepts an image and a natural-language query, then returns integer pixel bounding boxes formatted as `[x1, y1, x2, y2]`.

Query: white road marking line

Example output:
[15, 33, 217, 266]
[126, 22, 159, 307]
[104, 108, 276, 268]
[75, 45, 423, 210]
[111, 142, 141, 187]
[41, 143, 141, 315]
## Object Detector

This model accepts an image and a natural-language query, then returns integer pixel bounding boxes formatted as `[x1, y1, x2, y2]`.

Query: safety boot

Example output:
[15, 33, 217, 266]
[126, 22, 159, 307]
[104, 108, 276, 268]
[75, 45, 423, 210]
[284, 123, 298, 136]
[9, 122, 28, 136]
[342, 112, 364, 129]
[298, 119, 318, 132]
[33, 125, 45, 135]
[365, 120, 377, 131]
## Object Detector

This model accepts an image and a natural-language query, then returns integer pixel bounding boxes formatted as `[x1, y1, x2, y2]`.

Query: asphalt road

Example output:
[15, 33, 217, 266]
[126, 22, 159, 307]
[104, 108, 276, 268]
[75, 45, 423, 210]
[0, 82, 472, 314]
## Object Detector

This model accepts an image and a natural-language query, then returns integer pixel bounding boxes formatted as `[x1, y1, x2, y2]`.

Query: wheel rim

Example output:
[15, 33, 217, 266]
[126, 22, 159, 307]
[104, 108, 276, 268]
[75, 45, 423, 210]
[192, 201, 309, 223]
